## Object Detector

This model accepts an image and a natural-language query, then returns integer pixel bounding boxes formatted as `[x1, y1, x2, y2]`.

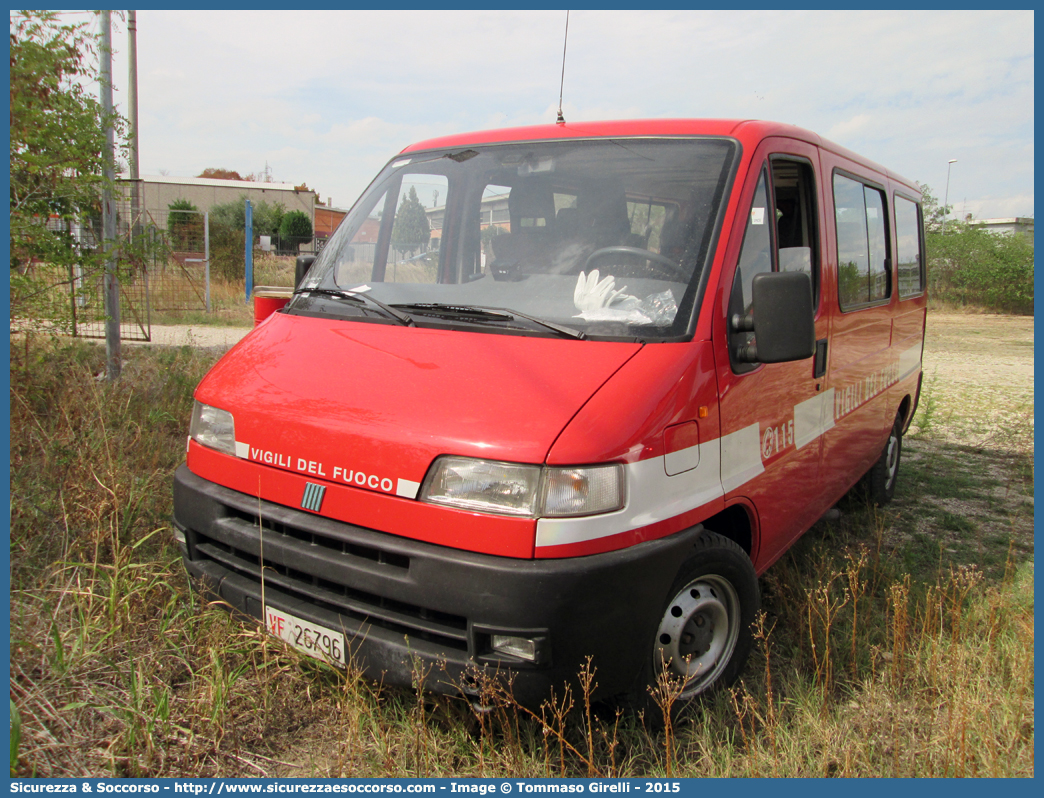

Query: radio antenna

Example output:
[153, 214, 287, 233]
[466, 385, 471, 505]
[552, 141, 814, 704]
[556, 10, 570, 124]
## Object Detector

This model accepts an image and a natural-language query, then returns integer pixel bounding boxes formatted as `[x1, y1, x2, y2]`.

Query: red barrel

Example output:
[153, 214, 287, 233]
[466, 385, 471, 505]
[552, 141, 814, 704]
[253, 287, 293, 326]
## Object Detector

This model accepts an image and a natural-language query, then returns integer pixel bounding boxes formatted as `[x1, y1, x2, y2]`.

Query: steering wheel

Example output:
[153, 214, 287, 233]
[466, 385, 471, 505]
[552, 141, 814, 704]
[584, 246, 686, 280]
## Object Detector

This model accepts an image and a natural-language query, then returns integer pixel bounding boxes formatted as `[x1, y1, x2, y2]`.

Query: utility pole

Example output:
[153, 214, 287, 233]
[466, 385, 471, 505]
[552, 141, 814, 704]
[128, 11, 140, 237]
[101, 10, 121, 380]
[943, 159, 957, 233]
[245, 200, 253, 303]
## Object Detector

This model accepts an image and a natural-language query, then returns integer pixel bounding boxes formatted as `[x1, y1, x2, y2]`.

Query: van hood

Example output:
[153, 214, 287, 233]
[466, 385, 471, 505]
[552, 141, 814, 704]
[195, 313, 643, 493]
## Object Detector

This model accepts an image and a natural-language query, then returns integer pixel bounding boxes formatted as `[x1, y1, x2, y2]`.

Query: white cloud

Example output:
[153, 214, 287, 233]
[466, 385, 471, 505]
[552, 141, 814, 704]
[106, 9, 1033, 217]
[826, 115, 874, 141]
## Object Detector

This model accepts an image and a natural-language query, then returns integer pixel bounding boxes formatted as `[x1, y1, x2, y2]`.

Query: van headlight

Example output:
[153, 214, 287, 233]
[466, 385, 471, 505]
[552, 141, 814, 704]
[189, 401, 237, 457]
[420, 457, 624, 518]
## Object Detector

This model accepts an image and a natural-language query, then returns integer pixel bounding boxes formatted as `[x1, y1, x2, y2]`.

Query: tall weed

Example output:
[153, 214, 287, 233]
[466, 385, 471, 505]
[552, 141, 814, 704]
[8, 332, 1035, 778]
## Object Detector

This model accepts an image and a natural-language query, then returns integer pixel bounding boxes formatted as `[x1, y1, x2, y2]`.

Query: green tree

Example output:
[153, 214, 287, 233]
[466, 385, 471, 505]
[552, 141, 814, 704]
[916, 183, 952, 232]
[207, 198, 246, 231]
[279, 210, 313, 242]
[926, 222, 1033, 314]
[10, 11, 123, 326]
[918, 183, 1034, 313]
[391, 186, 431, 255]
[208, 196, 285, 237]
[203, 197, 291, 278]
[254, 201, 286, 239]
[167, 199, 201, 250]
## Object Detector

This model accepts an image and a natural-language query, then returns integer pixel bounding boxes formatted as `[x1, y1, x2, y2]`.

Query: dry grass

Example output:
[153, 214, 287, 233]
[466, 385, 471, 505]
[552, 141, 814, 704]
[8, 311, 1034, 778]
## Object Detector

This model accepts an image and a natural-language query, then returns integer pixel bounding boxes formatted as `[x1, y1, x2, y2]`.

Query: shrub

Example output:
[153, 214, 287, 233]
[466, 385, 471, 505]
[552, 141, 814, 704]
[209, 224, 245, 282]
[926, 225, 1034, 314]
[918, 183, 1033, 314]
[167, 199, 202, 250]
[279, 209, 313, 241]
[209, 196, 285, 239]
[254, 201, 286, 239]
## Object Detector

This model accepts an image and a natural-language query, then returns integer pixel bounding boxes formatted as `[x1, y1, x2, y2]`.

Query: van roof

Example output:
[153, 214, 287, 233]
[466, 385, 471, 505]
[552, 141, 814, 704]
[400, 118, 918, 193]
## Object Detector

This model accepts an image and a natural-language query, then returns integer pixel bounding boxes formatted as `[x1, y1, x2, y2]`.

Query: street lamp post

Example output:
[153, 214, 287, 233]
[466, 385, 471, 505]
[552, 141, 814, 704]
[943, 159, 957, 232]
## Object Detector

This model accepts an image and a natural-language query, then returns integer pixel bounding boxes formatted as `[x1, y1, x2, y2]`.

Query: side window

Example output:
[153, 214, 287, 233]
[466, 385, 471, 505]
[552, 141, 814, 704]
[729, 159, 820, 373]
[895, 196, 924, 297]
[865, 187, 888, 301]
[728, 170, 773, 370]
[834, 173, 891, 309]
[736, 170, 774, 319]
[772, 158, 820, 304]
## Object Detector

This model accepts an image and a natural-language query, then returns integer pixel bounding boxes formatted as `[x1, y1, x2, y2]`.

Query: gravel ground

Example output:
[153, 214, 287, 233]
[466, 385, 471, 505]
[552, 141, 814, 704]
[915, 311, 1034, 453]
[128, 323, 253, 349]
[891, 311, 1034, 570]
[10, 321, 254, 352]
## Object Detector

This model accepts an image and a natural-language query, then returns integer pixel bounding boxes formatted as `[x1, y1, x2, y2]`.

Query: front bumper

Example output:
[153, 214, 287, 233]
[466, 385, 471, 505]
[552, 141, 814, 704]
[173, 463, 704, 706]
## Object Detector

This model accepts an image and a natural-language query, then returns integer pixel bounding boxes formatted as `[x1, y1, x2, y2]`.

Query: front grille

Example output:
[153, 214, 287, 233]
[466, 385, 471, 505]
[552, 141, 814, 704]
[228, 506, 411, 569]
[190, 509, 469, 651]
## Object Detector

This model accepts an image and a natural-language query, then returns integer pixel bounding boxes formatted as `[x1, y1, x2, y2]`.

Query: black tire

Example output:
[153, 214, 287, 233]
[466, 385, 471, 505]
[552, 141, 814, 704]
[866, 413, 903, 506]
[624, 530, 759, 718]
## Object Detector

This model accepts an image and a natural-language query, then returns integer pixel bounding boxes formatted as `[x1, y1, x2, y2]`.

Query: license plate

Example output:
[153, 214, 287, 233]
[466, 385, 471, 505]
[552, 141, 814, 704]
[264, 605, 348, 669]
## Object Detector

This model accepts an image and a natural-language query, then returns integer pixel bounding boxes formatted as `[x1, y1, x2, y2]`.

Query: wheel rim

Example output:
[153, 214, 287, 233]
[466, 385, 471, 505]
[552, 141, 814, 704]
[653, 575, 741, 698]
[885, 431, 900, 487]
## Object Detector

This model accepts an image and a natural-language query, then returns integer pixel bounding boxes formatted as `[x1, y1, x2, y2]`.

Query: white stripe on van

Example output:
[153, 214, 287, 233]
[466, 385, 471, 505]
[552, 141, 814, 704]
[720, 423, 764, 494]
[794, 389, 835, 450]
[535, 440, 723, 548]
[534, 345, 923, 550]
[898, 343, 923, 381]
[396, 478, 421, 499]
[664, 441, 700, 475]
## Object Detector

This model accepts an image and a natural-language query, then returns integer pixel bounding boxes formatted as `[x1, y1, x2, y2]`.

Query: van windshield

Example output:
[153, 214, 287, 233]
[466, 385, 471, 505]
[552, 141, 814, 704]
[295, 137, 736, 341]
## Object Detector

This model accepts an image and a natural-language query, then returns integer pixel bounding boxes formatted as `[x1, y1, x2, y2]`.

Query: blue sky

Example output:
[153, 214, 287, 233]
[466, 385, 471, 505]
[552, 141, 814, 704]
[103, 9, 1033, 219]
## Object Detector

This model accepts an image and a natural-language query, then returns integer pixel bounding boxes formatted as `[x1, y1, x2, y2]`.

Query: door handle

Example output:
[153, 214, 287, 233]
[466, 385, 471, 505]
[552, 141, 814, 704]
[814, 338, 828, 379]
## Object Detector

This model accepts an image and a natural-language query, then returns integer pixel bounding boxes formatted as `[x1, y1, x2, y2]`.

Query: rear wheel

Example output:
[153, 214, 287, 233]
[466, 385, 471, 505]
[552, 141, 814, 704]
[866, 413, 903, 506]
[625, 530, 759, 716]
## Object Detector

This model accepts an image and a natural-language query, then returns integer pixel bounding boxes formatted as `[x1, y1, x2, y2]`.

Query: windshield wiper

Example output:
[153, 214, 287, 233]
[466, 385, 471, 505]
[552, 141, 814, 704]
[393, 303, 513, 321]
[393, 302, 585, 340]
[295, 288, 414, 327]
[491, 306, 586, 340]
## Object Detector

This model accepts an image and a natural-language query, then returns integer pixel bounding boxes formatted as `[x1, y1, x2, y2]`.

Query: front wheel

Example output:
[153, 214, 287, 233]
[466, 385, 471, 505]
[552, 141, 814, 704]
[625, 530, 759, 715]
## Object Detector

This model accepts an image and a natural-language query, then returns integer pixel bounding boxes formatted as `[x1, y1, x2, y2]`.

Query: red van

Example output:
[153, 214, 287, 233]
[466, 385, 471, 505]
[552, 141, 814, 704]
[173, 119, 926, 709]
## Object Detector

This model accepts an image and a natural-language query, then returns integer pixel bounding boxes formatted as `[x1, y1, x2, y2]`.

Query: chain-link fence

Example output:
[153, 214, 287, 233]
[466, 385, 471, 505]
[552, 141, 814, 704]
[55, 184, 335, 339]
[64, 185, 214, 340]
[64, 190, 154, 341]
[148, 206, 211, 314]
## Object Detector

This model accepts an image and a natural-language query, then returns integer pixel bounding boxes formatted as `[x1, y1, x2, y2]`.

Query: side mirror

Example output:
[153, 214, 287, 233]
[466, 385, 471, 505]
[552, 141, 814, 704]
[295, 255, 316, 289]
[732, 271, 815, 363]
